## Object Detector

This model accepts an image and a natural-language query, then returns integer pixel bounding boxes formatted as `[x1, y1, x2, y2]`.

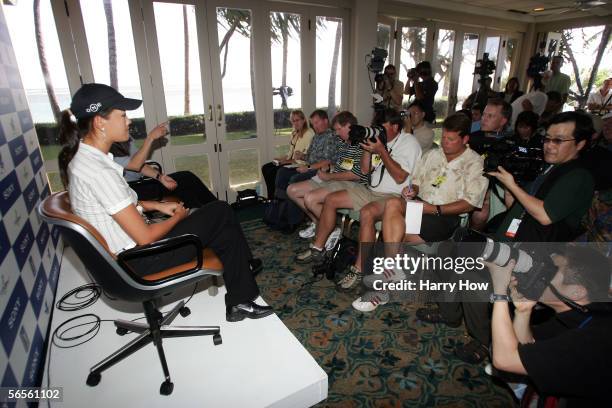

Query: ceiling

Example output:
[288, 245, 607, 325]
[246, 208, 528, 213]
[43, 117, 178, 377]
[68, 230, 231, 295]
[397, 0, 612, 22]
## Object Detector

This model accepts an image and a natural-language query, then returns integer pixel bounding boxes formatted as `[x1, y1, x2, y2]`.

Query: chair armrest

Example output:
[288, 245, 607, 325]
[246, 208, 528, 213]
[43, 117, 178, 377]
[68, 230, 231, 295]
[117, 234, 203, 275]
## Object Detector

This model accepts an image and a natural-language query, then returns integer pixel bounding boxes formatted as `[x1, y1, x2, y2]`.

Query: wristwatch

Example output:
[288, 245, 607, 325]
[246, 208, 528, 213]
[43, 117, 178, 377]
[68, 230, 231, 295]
[490, 293, 511, 303]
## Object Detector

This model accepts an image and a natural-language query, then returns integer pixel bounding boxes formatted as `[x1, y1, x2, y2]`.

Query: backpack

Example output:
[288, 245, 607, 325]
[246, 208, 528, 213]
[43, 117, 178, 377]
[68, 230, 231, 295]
[263, 199, 289, 230]
[313, 236, 358, 280]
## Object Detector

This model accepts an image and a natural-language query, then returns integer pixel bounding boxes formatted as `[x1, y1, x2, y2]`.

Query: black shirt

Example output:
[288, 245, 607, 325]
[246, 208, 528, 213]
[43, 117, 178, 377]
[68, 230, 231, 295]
[420, 77, 438, 123]
[518, 306, 612, 406]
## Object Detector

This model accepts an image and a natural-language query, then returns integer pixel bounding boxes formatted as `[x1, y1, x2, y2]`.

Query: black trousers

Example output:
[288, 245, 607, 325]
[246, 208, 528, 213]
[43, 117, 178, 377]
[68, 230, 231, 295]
[130, 171, 217, 209]
[438, 302, 491, 345]
[126, 201, 259, 307]
[261, 162, 280, 199]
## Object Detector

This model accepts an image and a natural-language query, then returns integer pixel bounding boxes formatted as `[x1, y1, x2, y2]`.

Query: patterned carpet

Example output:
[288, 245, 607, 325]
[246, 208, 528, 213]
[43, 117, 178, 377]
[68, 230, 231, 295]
[241, 219, 516, 408]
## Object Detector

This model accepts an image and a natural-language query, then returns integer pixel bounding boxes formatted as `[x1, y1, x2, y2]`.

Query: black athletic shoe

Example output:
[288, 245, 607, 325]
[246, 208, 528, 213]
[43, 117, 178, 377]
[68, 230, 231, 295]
[226, 301, 274, 322]
[249, 258, 263, 276]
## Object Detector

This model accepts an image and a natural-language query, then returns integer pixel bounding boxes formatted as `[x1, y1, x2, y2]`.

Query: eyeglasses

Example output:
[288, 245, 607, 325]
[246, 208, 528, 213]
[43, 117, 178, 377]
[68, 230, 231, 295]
[543, 137, 576, 145]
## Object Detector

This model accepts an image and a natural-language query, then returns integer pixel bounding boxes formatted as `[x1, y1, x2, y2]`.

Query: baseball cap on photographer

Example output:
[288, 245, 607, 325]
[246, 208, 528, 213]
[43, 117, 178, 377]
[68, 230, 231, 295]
[70, 83, 142, 120]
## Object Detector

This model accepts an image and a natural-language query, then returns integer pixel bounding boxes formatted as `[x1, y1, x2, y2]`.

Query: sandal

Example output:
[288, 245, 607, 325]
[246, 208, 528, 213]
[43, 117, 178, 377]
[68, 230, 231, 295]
[455, 339, 489, 364]
[416, 306, 462, 328]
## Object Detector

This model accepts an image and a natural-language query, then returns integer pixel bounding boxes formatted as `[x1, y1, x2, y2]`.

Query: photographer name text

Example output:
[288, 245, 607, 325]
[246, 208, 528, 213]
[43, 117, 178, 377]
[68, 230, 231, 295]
[373, 279, 489, 292]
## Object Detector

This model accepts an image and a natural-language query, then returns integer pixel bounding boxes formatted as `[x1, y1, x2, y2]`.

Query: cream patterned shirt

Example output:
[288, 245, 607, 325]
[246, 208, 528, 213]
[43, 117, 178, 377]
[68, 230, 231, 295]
[412, 147, 488, 208]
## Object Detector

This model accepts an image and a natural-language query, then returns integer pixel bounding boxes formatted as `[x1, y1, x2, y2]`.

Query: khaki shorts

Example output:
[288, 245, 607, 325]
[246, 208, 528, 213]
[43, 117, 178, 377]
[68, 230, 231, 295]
[308, 179, 357, 193]
[344, 184, 399, 210]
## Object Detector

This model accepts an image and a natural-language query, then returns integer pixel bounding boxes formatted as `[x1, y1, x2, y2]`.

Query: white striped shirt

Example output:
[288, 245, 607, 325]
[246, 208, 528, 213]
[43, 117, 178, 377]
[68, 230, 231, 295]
[68, 142, 137, 254]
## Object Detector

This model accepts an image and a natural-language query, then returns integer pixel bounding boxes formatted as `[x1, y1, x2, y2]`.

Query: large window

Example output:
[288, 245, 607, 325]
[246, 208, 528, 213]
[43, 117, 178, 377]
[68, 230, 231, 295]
[399, 26, 427, 105]
[456, 33, 479, 111]
[5, 0, 71, 192]
[434, 29, 455, 119]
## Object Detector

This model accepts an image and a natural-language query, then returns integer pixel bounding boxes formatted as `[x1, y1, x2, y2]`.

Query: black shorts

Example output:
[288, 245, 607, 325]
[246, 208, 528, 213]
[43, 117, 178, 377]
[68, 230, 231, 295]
[419, 214, 460, 242]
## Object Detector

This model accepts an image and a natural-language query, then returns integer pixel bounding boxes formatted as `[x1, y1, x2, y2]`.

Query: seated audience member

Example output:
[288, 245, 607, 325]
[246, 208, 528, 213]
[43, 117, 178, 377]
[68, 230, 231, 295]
[405, 61, 438, 124]
[357, 113, 487, 310]
[511, 73, 548, 128]
[487, 246, 612, 406]
[274, 110, 338, 199]
[403, 100, 435, 153]
[375, 64, 404, 111]
[288, 111, 367, 248]
[587, 77, 612, 114]
[468, 99, 513, 232]
[513, 111, 542, 148]
[498, 77, 523, 104]
[539, 91, 564, 125]
[469, 98, 513, 154]
[297, 110, 421, 288]
[470, 103, 483, 133]
[60, 83, 272, 321]
[111, 128, 217, 209]
[261, 110, 314, 199]
[418, 112, 596, 364]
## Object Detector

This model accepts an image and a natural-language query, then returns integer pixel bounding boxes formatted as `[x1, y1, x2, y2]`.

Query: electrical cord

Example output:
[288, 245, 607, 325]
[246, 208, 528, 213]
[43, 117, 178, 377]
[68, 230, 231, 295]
[55, 283, 102, 311]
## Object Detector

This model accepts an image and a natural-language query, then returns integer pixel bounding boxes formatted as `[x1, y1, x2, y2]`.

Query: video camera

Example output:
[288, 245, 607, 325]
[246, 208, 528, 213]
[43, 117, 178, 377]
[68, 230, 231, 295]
[453, 228, 558, 300]
[526, 53, 550, 89]
[473, 53, 496, 82]
[348, 125, 387, 147]
[368, 47, 389, 82]
[474, 138, 545, 182]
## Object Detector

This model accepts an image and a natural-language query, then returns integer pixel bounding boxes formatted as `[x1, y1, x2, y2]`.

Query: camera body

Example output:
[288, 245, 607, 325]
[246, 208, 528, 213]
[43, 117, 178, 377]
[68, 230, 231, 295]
[348, 125, 387, 147]
[473, 53, 496, 80]
[453, 228, 558, 300]
[476, 138, 545, 182]
[368, 47, 388, 75]
[407, 68, 418, 79]
[527, 53, 550, 79]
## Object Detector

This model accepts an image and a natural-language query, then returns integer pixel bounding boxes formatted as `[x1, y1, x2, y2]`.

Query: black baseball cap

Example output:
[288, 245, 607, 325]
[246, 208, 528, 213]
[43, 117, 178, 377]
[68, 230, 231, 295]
[70, 83, 142, 120]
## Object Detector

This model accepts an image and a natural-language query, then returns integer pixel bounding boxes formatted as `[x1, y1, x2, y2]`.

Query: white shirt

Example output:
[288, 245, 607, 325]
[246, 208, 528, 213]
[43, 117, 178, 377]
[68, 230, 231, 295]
[370, 132, 422, 195]
[587, 89, 612, 107]
[68, 142, 138, 254]
[511, 90, 548, 128]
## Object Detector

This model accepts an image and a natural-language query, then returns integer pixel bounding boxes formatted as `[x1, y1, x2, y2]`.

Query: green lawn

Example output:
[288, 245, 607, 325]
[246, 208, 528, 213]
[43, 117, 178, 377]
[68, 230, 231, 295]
[41, 128, 295, 192]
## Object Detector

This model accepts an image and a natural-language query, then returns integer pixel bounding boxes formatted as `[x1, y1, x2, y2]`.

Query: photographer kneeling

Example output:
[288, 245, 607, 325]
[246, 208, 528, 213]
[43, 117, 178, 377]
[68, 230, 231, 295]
[417, 111, 596, 364]
[486, 246, 612, 406]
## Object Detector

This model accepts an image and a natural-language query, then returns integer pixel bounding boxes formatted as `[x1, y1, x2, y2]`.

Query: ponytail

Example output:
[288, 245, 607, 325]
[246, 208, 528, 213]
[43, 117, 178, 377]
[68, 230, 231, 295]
[58, 110, 81, 188]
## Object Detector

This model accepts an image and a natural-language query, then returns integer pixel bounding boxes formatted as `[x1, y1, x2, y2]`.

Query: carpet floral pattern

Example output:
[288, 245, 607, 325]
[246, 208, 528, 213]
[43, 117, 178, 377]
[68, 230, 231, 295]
[242, 220, 516, 407]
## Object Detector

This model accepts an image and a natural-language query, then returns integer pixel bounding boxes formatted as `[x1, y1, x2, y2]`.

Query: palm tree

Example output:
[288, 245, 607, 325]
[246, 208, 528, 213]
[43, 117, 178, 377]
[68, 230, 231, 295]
[270, 12, 299, 109]
[183, 5, 190, 115]
[33, 0, 60, 123]
[327, 18, 342, 119]
[561, 26, 611, 108]
[103, 0, 118, 89]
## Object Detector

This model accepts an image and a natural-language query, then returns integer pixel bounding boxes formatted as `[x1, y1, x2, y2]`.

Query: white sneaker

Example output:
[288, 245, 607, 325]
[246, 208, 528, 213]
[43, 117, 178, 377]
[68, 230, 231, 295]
[298, 222, 316, 239]
[363, 268, 407, 288]
[352, 291, 390, 312]
[324, 227, 342, 251]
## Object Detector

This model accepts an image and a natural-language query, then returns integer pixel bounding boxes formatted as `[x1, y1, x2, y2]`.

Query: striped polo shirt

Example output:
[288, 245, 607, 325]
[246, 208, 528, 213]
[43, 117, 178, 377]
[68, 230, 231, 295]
[332, 141, 368, 185]
[68, 142, 138, 254]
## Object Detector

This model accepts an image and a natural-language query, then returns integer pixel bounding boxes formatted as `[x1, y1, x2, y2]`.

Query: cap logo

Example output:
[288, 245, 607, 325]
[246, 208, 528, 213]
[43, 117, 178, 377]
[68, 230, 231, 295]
[86, 102, 102, 113]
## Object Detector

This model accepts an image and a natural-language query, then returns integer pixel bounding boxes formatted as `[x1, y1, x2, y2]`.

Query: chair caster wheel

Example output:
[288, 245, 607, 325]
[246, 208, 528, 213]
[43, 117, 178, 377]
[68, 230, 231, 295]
[179, 307, 191, 317]
[116, 327, 128, 336]
[213, 333, 222, 345]
[160, 380, 174, 395]
[86, 372, 101, 386]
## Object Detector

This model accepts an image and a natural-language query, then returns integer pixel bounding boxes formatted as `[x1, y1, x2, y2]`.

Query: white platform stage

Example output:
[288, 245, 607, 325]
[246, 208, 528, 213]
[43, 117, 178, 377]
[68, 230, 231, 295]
[42, 247, 327, 408]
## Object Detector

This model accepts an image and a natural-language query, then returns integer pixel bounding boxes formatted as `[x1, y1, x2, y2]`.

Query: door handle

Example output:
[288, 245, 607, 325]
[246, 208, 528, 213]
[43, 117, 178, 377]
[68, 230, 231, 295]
[217, 104, 223, 122]
[208, 104, 213, 121]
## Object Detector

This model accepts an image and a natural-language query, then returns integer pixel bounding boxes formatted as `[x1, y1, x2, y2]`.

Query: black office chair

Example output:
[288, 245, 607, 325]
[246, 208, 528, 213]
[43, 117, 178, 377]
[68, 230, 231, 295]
[39, 191, 224, 395]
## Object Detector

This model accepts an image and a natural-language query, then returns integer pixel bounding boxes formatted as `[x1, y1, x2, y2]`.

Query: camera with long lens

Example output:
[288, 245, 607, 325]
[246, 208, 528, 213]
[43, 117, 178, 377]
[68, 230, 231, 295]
[473, 138, 545, 182]
[348, 125, 387, 147]
[453, 228, 558, 300]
